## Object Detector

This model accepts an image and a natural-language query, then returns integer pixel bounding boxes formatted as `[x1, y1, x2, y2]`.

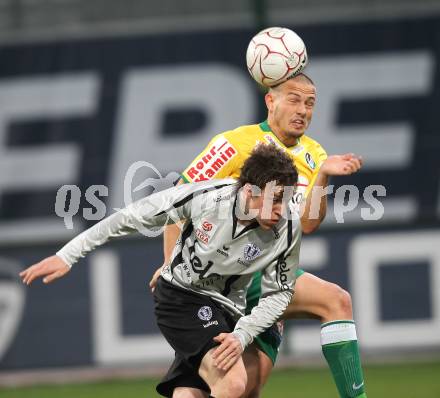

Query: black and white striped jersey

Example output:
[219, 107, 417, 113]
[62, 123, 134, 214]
[57, 179, 301, 348]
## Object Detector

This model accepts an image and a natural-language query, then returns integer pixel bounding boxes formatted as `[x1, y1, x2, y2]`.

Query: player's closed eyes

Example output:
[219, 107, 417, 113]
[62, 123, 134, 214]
[287, 96, 301, 103]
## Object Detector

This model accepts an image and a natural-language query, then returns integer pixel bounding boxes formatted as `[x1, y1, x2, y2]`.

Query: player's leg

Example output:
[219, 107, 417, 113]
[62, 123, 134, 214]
[199, 347, 247, 398]
[173, 387, 209, 398]
[283, 271, 367, 398]
[242, 343, 273, 397]
[154, 278, 233, 397]
[241, 273, 280, 397]
[284, 270, 351, 321]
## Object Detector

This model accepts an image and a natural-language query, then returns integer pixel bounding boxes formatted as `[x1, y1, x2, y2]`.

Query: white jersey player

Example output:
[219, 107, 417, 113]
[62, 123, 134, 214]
[20, 144, 301, 398]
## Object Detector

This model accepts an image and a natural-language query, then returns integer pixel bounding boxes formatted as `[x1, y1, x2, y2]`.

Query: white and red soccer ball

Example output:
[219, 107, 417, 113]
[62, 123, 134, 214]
[246, 27, 308, 87]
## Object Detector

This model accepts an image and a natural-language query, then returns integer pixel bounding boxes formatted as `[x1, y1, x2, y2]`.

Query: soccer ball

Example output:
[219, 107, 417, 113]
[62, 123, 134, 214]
[246, 27, 308, 87]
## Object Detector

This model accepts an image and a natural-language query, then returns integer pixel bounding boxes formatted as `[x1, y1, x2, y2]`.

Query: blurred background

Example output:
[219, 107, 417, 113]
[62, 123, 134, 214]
[1, 0, 440, 396]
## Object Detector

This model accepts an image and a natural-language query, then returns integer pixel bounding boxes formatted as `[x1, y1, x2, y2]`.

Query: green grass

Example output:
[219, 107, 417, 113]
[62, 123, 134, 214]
[2, 361, 440, 398]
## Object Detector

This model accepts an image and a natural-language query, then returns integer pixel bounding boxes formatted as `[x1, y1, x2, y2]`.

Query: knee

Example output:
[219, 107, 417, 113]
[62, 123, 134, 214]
[323, 283, 353, 321]
[221, 377, 247, 398]
[245, 386, 262, 398]
[229, 378, 247, 398]
[243, 377, 262, 398]
[173, 387, 207, 398]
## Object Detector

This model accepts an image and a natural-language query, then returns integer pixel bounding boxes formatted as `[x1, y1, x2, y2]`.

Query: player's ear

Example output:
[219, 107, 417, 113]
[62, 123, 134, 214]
[242, 183, 253, 200]
[245, 183, 263, 201]
[265, 91, 275, 112]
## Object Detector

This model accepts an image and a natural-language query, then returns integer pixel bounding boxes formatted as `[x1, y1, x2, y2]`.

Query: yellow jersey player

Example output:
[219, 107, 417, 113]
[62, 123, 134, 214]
[151, 73, 366, 398]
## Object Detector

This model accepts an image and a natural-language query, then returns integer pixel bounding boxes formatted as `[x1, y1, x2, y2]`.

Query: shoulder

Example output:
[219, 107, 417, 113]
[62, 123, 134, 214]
[222, 123, 263, 141]
[184, 179, 238, 217]
[209, 123, 263, 158]
[198, 123, 263, 150]
[183, 179, 237, 201]
[300, 134, 327, 155]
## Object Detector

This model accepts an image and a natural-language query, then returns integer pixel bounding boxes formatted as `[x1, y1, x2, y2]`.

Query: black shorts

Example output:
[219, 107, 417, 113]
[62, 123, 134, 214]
[154, 277, 236, 397]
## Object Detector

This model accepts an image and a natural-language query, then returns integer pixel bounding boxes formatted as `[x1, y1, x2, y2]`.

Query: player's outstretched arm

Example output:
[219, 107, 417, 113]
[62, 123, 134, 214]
[20, 255, 70, 285]
[20, 182, 199, 286]
[301, 153, 362, 234]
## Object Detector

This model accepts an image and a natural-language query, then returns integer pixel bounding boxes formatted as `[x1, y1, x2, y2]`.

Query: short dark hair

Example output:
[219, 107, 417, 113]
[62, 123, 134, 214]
[238, 144, 298, 189]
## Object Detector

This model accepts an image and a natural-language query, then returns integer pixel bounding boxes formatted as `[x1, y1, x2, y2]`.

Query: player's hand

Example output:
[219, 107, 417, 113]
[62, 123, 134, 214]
[19, 255, 70, 285]
[320, 154, 363, 176]
[149, 265, 165, 293]
[212, 333, 244, 371]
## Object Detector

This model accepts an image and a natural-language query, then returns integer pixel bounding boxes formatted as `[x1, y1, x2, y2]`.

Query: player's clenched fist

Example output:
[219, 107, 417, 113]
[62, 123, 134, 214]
[19, 255, 70, 285]
[212, 333, 244, 371]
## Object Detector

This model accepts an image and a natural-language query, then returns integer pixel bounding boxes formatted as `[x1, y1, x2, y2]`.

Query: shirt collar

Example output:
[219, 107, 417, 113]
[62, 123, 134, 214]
[259, 120, 301, 147]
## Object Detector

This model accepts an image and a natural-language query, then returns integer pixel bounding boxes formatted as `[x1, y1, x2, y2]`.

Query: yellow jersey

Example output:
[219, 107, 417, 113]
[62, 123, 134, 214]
[181, 120, 327, 202]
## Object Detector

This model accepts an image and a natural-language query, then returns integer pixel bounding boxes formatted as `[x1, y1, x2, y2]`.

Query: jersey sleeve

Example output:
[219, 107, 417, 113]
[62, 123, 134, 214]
[232, 219, 301, 349]
[56, 181, 223, 267]
[181, 132, 240, 183]
[315, 141, 328, 168]
[306, 141, 328, 197]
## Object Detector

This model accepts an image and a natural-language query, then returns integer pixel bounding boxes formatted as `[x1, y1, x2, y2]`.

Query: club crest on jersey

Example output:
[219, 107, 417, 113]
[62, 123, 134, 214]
[185, 137, 237, 182]
[305, 152, 316, 169]
[197, 306, 213, 321]
[243, 243, 262, 261]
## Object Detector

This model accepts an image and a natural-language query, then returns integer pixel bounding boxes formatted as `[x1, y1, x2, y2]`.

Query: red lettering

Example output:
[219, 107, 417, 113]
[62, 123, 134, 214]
[187, 141, 236, 182]
[195, 174, 208, 182]
[187, 167, 199, 179]
[202, 221, 213, 231]
[211, 158, 224, 171]
[202, 153, 212, 163]
[196, 229, 209, 243]
[224, 146, 236, 157]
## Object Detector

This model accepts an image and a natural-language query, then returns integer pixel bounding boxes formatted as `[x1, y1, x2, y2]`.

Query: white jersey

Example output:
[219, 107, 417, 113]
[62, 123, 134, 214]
[57, 179, 301, 348]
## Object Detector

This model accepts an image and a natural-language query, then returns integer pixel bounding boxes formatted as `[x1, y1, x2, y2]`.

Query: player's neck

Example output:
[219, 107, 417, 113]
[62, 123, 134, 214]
[237, 218, 254, 227]
[267, 119, 300, 147]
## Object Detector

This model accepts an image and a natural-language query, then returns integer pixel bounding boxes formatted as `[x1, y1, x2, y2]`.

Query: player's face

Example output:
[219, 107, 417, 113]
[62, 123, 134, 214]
[248, 185, 286, 230]
[265, 78, 316, 144]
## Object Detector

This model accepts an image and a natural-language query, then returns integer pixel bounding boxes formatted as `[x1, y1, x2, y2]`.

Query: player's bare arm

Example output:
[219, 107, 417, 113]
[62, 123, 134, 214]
[301, 153, 363, 234]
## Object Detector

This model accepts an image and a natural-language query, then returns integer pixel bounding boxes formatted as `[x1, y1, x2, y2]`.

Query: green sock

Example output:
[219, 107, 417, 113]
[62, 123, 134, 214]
[321, 320, 366, 398]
